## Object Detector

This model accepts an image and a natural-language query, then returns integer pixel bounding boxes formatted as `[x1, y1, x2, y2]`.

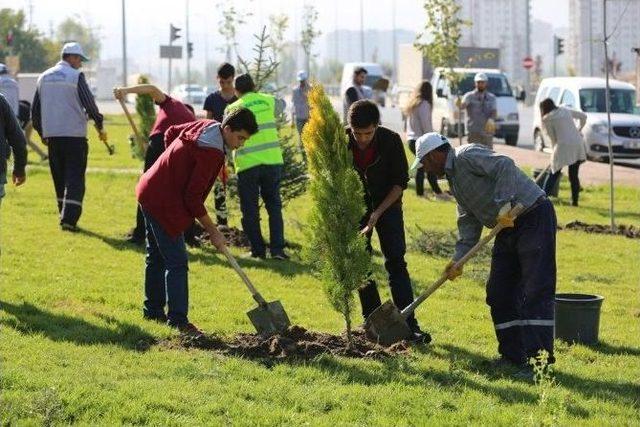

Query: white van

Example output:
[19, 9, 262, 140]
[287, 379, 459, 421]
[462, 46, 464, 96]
[431, 67, 522, 145]
[340, 62, 388, 107]
[533, 77, 640, 160]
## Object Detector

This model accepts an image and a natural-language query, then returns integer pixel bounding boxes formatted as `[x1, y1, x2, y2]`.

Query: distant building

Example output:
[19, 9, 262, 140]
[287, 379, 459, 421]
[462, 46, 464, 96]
[456, 0, 531, 85]
[568, 0, 640, 78]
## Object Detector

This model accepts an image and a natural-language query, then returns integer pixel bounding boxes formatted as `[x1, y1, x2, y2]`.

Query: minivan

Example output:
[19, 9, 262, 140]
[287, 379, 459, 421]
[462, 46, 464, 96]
[533, 77, 640, 160]
[431, 67, 522, 145]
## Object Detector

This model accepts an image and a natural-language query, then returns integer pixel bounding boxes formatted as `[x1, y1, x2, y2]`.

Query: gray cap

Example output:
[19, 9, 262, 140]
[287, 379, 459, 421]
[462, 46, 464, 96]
[61, 42, 90, 61]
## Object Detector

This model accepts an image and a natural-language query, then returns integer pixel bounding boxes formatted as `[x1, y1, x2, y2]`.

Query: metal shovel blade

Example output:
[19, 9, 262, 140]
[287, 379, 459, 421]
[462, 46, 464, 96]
[364, 300, 412, 346]
[247, 300, 291, 336]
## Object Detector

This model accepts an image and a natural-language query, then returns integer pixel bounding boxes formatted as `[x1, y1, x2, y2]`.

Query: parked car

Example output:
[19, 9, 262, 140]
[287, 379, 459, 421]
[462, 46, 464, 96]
[340, 62, 388, 107]
[430, 67, 522, 146]
[533, 77, 640, 160]
[171, 84, 207, 106]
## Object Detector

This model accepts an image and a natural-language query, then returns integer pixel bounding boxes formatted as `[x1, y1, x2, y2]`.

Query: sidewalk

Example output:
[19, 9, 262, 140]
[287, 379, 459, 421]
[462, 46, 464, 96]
[493, 145, 639, 187]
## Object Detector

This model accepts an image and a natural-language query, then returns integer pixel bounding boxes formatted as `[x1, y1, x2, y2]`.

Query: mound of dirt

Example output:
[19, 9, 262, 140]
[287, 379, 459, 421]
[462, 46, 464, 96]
[562, 221, 640, 239]
[199, 226, 251, 248]
[158, 325, 412, 359]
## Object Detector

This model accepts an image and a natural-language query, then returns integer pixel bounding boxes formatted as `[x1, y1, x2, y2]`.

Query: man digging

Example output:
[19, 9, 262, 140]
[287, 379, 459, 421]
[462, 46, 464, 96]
[411, 132, 557, 379]
[346, 100, 430, 344]
[136, 108, 258, 337]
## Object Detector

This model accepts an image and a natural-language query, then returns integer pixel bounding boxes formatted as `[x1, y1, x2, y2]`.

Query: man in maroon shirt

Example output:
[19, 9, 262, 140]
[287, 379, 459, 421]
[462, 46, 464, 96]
[135, 107, 258, 337]
[113, 84, 196, 245]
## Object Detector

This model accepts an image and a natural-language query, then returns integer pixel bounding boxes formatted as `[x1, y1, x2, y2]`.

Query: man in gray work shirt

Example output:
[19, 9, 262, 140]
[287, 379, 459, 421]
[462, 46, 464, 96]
[411, 132, 557, 379]
[459, 72, 496, 148]
[32, 42, 108, 232]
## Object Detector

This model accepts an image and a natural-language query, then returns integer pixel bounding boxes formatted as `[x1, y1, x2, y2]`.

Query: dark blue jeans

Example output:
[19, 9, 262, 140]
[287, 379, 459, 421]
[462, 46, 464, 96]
[486, 199, 557, 365]
[237, 164, 285, 257]
[359, 204, 419, 330]
[142, 209, 189, 326]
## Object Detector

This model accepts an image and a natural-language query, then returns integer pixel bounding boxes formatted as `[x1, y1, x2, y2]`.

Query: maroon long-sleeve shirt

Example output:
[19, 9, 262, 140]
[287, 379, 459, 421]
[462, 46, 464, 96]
[136, 119, 225, 237]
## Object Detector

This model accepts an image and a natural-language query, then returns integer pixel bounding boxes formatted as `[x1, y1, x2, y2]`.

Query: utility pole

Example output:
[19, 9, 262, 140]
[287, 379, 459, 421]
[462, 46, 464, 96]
[169, 24, 182, 93]
[633, 47, 640, 105]
[525, 0, 531, 102]
[392, 0, 397, 83]
[186, 0, 191, 96]
[359, 0, 364, 61]
[603, 0, 615, 230]
[121, 0, 128, 87]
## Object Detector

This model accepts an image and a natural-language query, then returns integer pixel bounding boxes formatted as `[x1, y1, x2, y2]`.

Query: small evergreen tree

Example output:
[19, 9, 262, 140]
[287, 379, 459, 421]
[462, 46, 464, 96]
[302, 84, 370, 347]
[130, 75, 155, 160]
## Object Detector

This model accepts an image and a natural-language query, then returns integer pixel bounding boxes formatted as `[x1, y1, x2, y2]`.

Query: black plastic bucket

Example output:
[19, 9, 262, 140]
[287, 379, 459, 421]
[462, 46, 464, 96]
[555, 293, 604, 344]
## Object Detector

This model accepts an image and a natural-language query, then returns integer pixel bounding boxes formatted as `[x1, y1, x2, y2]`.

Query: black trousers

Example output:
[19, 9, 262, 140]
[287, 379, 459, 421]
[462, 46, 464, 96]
[358, 204, 419, 330]
[47, 137, 88, 226]
[487, 199, 557, 365]
[543, 161, 581, 206]
[408, 139, 442, 195]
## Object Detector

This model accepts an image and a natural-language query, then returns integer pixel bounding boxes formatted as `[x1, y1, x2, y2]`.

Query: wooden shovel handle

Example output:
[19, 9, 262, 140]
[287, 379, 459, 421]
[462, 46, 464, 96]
[221, 246, 267, 306]
[401, 203, 525, 318]
[117, 98, 148, 153]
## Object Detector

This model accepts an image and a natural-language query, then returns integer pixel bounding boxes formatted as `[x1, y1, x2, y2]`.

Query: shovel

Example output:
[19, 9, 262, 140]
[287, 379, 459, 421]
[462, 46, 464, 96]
[95, 125, 115, 155]
[221, 246, 291, 335]
[117, 98, 148, 153]
[365, 203, 525, 346]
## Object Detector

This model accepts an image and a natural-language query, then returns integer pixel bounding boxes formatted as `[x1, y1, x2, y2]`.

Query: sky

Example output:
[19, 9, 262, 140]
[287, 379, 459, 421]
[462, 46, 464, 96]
[0, 0, 571, 79]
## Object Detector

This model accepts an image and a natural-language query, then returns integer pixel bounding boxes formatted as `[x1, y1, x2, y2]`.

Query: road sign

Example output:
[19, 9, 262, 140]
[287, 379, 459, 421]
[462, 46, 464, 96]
[523, 56, 534, 70]
[160, 45, 182, 59]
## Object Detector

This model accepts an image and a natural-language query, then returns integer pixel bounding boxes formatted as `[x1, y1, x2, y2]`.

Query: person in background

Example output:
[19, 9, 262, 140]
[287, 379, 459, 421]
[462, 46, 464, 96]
[458, 72, 497, 148]
[226, 73, 288, 260]
[0, 64, 19, 115]
[291, 70, 310, 137]
[343, 67, 369, 122]
[539, 98, 587, 206]
[32, 42, 107, 232]
[203, 62, 237, 229]
[113, 83, 197, 245]
[0, 94, 27, 208]
[403, 80, 451, 201]
[18, 100, 48, 161]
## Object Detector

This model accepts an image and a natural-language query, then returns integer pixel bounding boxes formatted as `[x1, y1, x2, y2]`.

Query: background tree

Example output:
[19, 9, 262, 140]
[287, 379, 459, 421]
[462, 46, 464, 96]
[415, 0, 469, 144]
[0, 8, 49, 72]
[268, 13, 289, 86]
[55, 16, 101, 61]
[302, 85, 370, 347]
[300, 5, 321, 75]
[228, 27, 308, 205]
[217, 3, 252, 63]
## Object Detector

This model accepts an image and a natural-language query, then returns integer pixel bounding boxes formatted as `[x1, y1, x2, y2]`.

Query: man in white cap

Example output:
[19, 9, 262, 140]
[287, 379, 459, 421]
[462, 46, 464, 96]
[32, 42, 107, 232]
[458, 72, 497, 148]
[0, 63, 19, 115]
[291, 70, 310, 139]
[410, 132, 556, 379]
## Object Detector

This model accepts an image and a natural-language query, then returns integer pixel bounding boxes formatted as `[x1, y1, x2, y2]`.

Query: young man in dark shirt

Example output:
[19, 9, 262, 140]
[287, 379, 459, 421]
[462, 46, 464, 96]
[346, 100, 430, 343]
[113, 84, 196, 245]
[136, 107, 258, 337]
[203, 62, 237, 227]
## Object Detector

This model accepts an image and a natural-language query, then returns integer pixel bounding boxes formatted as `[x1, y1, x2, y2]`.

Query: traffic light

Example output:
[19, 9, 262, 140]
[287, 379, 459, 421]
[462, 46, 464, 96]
[170, 24, 181, 42]
[555, 36, 565, 56]
[187, 42, 193, 59]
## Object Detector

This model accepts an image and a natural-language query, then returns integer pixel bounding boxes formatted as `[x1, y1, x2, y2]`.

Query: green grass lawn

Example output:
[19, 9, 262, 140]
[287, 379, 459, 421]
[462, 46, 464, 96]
[1, 117, 639, 425]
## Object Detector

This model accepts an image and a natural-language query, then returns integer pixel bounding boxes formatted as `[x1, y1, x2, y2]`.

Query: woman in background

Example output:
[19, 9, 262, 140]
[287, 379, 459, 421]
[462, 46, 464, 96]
[404, 80, 451, 201]
[540, 98, 587, 206]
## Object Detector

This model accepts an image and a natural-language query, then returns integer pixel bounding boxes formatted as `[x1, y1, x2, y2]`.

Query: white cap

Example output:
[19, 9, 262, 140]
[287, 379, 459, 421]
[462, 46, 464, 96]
[409, 132, 450, 172]
[0, 63, 7, 74]
[297, 70, 308, 81]
[474, 72, 488, 82]
[61, 42, 90, 61]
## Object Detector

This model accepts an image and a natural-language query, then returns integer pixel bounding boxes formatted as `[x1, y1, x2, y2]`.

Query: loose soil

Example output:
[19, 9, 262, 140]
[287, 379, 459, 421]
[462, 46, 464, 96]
[199, 226, 251, 248]
[562, 221, 640, 239]
[158, 325, 412, 359]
